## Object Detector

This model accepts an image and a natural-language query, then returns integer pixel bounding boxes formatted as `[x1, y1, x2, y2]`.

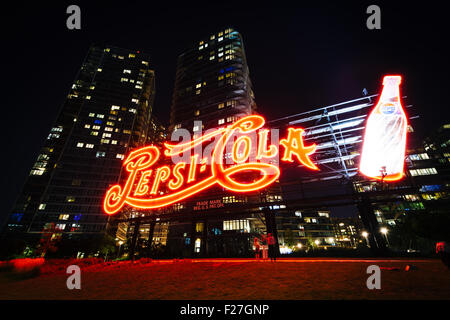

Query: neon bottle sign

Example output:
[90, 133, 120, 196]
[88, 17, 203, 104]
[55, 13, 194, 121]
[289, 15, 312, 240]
[103, 115, 318, 215]
[359, 75, 408, 181]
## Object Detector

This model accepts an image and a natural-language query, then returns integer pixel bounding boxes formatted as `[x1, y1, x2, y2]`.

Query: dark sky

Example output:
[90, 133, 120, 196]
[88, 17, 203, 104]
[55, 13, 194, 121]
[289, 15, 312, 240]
[1, 1, 449, 225]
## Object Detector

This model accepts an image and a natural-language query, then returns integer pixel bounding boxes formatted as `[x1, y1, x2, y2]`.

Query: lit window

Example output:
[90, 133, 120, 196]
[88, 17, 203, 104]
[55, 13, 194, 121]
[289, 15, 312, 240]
[66, 196, 75, 203]
[84, 124, 91, 129]
[47, 133, 60, 139]
[195, 238, 201, 253]
[116, 154, 124, 160]
[96, 151, 106, 158]
[97, 68, 102, 72]
[89, 113, 95, 117]
[409, 168, 438, 176]
[39, 204, 46, 210]
[408, 153, 430, 161]
[223, 219, 250, 232]
[59, 214, 70, 221]
[218, 119, 225, 125]
[218, 103, 224, 109]
[86, 144, 94, 149]
[97, 114, 104, 118]
[30, 169, 45, 176]
[90, 131, 99, 136]
[76, 142, 84, 147]
[226, 100, 236, 107]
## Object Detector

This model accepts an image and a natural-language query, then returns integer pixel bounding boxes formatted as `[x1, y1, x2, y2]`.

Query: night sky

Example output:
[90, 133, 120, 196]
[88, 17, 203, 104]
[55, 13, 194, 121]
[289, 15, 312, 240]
[1, 2, 448, 225]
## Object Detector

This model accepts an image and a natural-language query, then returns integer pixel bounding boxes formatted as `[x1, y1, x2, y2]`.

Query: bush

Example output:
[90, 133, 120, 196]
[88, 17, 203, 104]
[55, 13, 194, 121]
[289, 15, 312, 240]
[6, 258, 45, 280]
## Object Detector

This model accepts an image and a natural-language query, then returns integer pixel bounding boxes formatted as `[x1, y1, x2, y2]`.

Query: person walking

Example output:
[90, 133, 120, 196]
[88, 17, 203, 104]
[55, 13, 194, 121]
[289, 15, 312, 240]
[253, 236, 261, 260]
[267, 233, 277, 262]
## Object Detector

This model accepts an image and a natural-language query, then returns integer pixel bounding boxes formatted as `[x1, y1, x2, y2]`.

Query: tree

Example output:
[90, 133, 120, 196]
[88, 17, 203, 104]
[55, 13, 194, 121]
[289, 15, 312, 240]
[35, 223, 61, 258]
[96, 234, 116, 260]
[284, 228, 295, 247]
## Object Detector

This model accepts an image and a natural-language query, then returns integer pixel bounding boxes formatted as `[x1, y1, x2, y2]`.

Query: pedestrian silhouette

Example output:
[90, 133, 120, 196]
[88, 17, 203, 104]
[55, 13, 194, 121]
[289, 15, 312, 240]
[267, 233, 277, 262]
[253, 236, 261, 260]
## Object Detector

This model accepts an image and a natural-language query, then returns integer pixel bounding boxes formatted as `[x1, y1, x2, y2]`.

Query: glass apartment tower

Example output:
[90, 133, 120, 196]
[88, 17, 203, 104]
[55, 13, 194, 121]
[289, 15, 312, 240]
[170, 27, 256, 132]
[4, 45, 156, 245]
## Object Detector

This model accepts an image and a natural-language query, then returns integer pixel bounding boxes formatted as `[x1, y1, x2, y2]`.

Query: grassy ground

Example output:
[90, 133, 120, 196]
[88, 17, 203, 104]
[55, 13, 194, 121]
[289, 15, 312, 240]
[0, 258, 449, 300]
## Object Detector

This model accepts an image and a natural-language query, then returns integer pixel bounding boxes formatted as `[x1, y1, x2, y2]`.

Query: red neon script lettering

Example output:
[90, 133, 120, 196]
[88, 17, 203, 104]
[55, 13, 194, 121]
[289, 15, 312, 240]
[103, 115, 317, 214]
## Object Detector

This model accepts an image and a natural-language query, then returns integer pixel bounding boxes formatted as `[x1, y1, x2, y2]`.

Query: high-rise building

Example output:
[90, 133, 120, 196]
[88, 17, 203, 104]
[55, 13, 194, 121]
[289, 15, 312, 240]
[170, 27, 256, 133]
[4, 45, 156, 246]
[161, 28, 275, 257]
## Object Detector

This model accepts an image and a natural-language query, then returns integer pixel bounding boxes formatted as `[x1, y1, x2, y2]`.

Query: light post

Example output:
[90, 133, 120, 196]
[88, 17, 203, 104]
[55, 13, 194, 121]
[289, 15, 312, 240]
[362, 231, 370, 248]
[380, 227, 390, 246]
[117, 240, 124, 259]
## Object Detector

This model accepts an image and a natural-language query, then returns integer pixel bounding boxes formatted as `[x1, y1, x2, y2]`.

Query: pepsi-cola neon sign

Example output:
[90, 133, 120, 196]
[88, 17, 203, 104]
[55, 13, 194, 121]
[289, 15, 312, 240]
[103, 115, 318, 215]
[103, 75, 408, 215]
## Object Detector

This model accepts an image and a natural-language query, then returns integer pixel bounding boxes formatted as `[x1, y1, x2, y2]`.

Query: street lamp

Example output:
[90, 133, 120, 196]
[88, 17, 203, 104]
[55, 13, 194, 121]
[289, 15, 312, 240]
[361, 231, 370, 247]
[117, 240, 124, 259]
[380, 227, 390, 246]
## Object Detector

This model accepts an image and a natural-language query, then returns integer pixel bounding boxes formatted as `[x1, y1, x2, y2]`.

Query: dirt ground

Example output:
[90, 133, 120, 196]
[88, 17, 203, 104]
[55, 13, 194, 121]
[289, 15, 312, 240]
[1, 258, 449, 300]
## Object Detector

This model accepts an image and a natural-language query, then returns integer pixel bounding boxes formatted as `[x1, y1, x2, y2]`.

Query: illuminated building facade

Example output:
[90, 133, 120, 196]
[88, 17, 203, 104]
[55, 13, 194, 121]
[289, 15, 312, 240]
[4, 45, 156, 245]
[170, 27, 256, 132]
[331, 217, 363, 248]
[277, 210, 336, 249]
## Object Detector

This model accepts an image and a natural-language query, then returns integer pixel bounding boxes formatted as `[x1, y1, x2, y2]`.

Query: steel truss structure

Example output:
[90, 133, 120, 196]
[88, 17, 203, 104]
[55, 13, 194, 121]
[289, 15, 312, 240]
[112, 93, 419, 256]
